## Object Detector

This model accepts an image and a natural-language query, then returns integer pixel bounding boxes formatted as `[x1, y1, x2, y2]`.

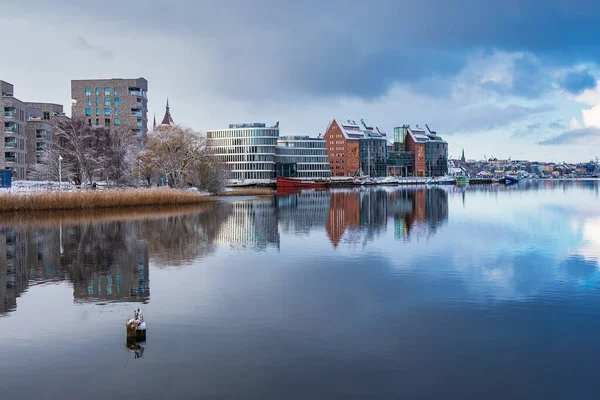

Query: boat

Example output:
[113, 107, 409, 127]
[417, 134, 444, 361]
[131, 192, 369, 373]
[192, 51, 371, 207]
[126, 308, 146, 341]
[456, 176, 469, 184]
[429, 176, 456, 185]
[276, 177, 330, 188]
[505, 176, 519, 184]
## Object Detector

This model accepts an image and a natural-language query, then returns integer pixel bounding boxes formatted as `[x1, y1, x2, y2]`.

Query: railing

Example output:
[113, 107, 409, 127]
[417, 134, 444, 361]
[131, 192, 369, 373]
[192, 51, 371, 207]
[131, 111, 143, 117]
[4, 157, 16, 163]
[4, 128, 16, 134]
[136, 122, 143, 128]
[129, 89, 142, 96]
[136, 101, 143, 107]
[4, 141, 16, 148]
[3, 112, 15, 119]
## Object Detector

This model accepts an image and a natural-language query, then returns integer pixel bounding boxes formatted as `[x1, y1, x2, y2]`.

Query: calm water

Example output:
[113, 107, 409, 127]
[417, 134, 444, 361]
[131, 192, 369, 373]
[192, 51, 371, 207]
[1, 181, 599, 399]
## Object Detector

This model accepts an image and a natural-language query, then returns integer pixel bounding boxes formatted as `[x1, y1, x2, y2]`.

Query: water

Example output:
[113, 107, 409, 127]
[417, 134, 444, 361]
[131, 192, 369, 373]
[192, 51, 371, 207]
[1, 181, 599, 399]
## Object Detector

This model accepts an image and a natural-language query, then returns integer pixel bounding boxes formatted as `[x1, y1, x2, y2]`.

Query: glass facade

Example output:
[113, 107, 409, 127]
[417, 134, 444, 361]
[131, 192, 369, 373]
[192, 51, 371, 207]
[387, 151, 414, 176]
[275, 136, 331, 178]
[425, 140, 448, 177]
[359, 138, 388, 177]
[207, 125, 279, 181]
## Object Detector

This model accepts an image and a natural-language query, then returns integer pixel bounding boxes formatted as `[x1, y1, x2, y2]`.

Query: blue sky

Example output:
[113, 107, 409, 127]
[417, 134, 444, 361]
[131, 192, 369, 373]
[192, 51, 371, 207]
[3, 0, 600, 161]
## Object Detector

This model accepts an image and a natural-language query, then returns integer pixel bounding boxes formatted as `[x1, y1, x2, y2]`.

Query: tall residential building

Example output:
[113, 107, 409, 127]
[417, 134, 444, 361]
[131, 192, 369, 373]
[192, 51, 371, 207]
[25, 102, 65, 166]
[323, 118, 388, 178]
[206, 122, 279, 182]
[275, 136, 331, 179]
[1, 81, 28, 179]
[71, 78, 148, 137]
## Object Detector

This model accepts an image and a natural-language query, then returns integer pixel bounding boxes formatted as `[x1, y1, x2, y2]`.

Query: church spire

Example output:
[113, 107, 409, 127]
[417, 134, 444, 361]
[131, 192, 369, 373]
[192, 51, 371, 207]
[160, 98, 174, 126]
[461, 148, 465, 163]
[153, 113, 156, 129]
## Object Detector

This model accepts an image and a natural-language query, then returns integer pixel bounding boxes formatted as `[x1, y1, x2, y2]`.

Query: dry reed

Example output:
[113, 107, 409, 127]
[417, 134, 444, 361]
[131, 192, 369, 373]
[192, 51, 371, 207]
[0, 188, 217, 213]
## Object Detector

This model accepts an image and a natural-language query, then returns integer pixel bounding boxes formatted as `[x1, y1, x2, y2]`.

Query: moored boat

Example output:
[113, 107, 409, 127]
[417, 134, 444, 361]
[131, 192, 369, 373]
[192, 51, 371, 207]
[276, 177, 330, 188]
[126, 308, 146, 341]
[505, 176, 519, 184]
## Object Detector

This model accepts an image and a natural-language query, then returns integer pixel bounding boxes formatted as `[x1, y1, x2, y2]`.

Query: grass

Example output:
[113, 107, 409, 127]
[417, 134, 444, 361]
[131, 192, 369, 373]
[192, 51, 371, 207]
[0, 188, 218, 213]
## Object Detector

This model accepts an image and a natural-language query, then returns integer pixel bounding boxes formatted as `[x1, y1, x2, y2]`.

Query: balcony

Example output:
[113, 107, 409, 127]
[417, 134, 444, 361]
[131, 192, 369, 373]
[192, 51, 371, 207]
[128, 88, 143, 96]
[4, 138, 16, 148]
[136, 100, 143, 107]
[4, 123, 16, 134]
[131, 109, 143, 117]
[4, 152, 16, 163]
[3, 109, 15, 119]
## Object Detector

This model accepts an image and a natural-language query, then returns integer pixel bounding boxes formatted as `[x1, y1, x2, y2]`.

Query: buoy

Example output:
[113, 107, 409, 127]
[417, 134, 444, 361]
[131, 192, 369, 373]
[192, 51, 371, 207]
[126, 308, 147, 340]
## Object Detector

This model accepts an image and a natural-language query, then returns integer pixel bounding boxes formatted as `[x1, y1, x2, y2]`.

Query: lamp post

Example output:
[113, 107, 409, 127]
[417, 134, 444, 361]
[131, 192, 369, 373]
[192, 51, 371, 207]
[58, 154, 63, 191]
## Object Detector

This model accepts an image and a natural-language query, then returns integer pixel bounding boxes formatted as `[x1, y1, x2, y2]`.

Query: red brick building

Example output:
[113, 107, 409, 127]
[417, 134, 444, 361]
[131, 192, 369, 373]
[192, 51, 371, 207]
[323, 118, 386, 177]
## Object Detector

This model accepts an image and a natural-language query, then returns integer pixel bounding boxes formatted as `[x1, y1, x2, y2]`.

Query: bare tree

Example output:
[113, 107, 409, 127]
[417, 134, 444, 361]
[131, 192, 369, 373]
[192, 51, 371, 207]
[192, 152, 229, 194]
[141, 125, 206, 187]
[29, 146, 75, 182]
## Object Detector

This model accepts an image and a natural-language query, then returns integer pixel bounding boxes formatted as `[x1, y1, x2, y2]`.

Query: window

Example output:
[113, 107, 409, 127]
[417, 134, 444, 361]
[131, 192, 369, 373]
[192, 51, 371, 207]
[85, 88, 91, 96]
[114, 97, 120, 106]
[104, 98, 111, 106]
[104, 88, 110, 96]
[43, 111, 50, 120]
[95, 88, 99, 96]
[95, 118, 99, 125]
[96, 98, 100, 106]
[114, 118, 121, 126]
[105, 118, 110, 127]
[114, 88, 118, 96]
[104, 108, 111, 116]
[95, 108, 100, 116]
[88, 119, 91, 126]
[87, 98, 91, 106]
[85, 108, 91, 116]
[114, 108, 118, 116]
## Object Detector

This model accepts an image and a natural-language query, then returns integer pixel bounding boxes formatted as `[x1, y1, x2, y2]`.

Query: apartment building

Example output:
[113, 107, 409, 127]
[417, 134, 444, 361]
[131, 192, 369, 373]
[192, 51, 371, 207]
[1, 81, 28, 179]
[323, 118, 388, 177]
[71, 78, 148, 137]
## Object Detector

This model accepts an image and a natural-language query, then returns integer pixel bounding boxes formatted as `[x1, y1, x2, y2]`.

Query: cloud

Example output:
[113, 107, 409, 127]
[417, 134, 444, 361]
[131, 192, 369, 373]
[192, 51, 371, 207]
[538, 127, 600, 145]
[561, 70, 597, 95]
[72, 36, 113, 60]
[548, 121, 566, 129]
[455, 104, 553, 134]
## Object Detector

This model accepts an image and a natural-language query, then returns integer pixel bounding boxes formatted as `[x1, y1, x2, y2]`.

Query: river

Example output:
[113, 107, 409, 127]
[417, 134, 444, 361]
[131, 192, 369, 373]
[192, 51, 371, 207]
[0, 180, 599, 399]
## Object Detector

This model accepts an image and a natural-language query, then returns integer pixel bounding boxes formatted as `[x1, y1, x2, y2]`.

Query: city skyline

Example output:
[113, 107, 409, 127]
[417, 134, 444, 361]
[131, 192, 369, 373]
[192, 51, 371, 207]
[2, 1, 600, 162]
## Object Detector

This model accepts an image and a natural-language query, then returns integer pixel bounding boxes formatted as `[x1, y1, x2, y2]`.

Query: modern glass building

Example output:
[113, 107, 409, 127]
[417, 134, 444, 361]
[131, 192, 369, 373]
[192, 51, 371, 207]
[275, 136, 331, 179]
[207, 123, 279, 182]
[425, 136, 448, 177]
[359, 136, 388, 177]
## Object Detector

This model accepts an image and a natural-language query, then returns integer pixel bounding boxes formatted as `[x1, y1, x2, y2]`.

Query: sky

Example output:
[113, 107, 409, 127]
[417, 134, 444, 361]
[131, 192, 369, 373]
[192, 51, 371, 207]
[2, 0, 600, 162]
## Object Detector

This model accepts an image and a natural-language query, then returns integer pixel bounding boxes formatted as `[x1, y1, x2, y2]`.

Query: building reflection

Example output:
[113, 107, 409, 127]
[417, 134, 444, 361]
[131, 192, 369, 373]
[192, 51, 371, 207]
[0, 188, 451, 314]
[0, 205, 232, 314]
[216, 199, 280, 250]
[325, 187, 449, 247]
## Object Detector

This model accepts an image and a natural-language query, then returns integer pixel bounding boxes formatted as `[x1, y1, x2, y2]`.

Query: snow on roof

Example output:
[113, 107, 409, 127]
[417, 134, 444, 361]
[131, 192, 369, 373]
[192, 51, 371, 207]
[333, 118, 386, 141]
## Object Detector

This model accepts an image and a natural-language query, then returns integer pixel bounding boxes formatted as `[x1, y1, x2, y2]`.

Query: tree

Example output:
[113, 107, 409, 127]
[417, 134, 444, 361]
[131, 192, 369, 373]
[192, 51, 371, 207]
[192, 152, 229, 194]
[142, 125, 206, 187]
[29, 146, 75, 182]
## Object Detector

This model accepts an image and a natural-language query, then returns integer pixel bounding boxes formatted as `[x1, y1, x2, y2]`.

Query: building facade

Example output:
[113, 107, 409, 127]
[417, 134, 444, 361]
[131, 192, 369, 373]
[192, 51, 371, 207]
[404, 125, 448, 177]
[71, 78, 148, 137]
[1, 81, 28, 179]
[323, 118, 388, 177]
[25, 102, 64, 169]
[275, 136, 331, 179]
[206, 122, 279, 182]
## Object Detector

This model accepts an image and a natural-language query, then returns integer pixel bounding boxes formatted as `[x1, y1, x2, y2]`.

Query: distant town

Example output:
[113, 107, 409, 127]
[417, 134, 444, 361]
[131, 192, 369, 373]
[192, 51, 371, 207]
[1, 76, 598, 189]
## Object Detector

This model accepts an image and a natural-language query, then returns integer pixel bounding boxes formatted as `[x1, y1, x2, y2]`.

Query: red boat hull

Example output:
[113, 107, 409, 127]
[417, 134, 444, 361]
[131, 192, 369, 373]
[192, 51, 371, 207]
[276, 177, 330, 188]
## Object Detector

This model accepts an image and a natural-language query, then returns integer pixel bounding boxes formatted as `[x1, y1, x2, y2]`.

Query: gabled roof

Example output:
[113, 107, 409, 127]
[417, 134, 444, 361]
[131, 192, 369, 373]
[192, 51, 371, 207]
[329, 118, 387, 141]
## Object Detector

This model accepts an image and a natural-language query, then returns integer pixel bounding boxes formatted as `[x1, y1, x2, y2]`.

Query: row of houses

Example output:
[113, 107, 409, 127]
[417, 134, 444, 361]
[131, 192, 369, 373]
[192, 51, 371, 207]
[207, 119, 449, 183]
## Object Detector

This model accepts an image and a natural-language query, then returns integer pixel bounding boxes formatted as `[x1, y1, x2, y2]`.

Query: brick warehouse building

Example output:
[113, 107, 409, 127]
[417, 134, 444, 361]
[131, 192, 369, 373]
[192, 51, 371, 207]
[323, 118, 388, 177]
[404, 125, 448, 177]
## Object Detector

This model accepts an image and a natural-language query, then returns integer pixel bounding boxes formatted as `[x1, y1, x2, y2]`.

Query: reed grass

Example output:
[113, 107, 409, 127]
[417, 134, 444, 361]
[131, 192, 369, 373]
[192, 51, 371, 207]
[0, 188, 217, 213]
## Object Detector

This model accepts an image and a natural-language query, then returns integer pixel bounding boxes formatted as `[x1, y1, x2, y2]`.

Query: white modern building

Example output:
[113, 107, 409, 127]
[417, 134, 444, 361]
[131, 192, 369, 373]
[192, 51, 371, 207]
[275, 136, 331, 179]
[207, 122, 279, 183]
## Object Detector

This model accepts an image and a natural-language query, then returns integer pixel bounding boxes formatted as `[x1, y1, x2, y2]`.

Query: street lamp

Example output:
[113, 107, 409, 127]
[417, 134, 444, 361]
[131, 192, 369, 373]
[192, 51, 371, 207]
[58, 154, 63, 191]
